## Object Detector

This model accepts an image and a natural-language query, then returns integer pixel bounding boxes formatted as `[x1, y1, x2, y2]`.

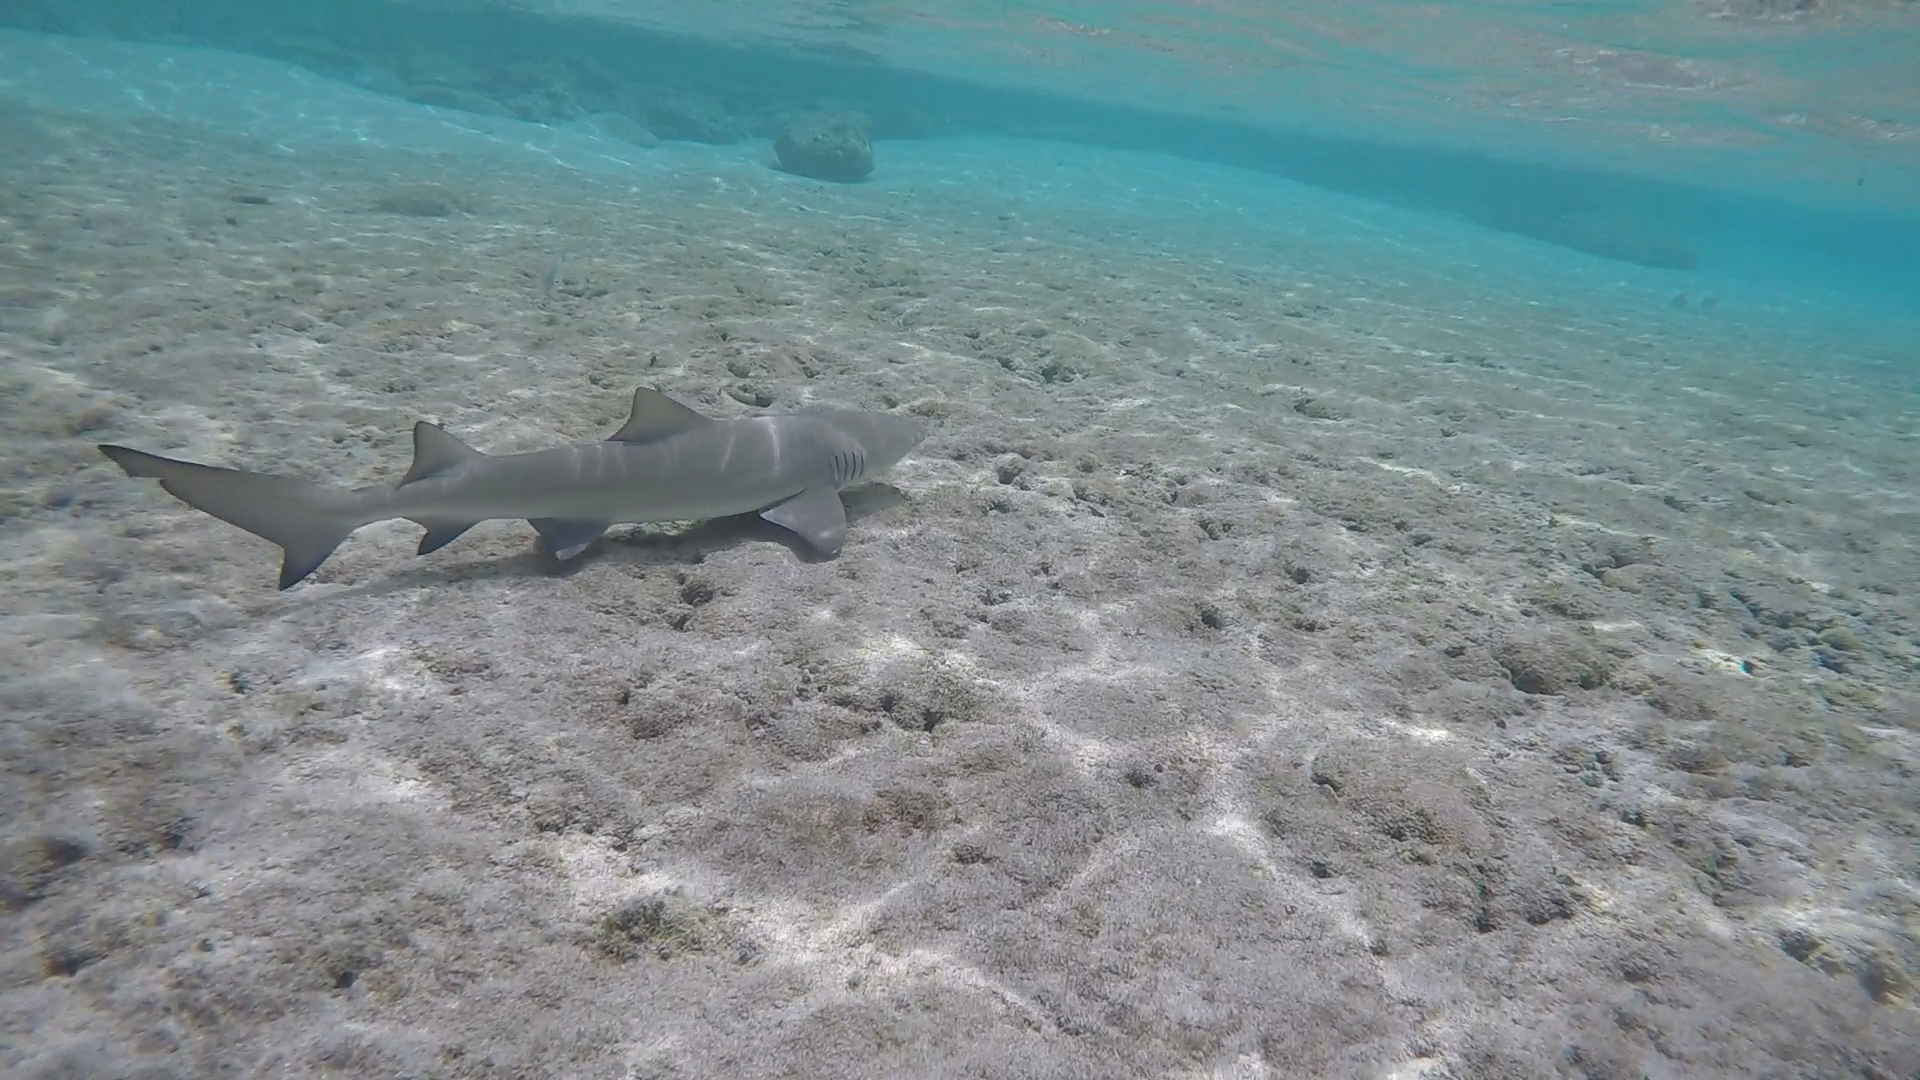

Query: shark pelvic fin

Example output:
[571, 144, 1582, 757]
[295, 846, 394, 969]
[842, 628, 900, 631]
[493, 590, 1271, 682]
[759, 487, 848, 556]
[529, 517, 610, 560]
[400, 422, 484, 486]
[609, 388, 718, 443]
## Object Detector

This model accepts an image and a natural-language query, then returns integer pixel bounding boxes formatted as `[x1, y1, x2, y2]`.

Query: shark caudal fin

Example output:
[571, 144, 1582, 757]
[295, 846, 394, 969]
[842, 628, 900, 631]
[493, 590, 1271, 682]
[99, 445, 363, 589]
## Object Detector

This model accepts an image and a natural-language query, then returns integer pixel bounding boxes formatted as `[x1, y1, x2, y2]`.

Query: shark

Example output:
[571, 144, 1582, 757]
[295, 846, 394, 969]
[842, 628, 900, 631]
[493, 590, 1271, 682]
[98, 387, 928, 589]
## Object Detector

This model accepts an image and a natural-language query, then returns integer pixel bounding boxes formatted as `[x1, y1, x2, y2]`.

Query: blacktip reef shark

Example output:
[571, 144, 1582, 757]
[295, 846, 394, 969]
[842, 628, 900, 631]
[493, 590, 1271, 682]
[98, 388, 927, 589]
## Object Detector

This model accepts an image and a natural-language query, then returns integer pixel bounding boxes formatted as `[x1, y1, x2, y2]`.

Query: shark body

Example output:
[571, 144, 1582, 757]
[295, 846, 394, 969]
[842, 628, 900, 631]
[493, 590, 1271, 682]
[99, 387, 927, 589]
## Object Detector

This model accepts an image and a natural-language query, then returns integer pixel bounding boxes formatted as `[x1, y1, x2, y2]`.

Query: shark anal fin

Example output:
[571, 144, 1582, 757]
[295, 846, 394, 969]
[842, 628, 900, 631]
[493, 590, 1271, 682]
[413, 520, 478, 555]
[609, 388, 718, 443]
[760, 487, 848, 555]
[400, 422, 484, 486]
[529, 518, 610, 560]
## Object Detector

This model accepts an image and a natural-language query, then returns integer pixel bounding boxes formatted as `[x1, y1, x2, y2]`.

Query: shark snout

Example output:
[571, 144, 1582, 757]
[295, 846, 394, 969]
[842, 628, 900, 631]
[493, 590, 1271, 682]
[819, 409, 928, 477]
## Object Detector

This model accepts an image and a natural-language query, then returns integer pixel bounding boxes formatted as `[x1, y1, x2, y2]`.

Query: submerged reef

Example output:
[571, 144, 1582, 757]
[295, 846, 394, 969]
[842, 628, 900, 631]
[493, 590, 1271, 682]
[773, 112, 876, 182]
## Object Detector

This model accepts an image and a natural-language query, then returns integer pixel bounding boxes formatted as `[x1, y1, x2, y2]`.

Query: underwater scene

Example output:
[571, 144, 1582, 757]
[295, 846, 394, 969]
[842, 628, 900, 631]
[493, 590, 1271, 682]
[1, 1, 1915, 1077]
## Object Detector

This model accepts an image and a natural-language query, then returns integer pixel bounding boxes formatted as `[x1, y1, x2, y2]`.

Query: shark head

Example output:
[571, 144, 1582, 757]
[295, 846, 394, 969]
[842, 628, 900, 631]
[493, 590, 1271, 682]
[809, 408, 928, 479]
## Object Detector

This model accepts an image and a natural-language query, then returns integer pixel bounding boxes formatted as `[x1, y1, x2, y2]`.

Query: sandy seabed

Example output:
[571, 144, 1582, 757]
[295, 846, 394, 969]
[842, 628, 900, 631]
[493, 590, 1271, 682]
[1, 87, 1916, 1079]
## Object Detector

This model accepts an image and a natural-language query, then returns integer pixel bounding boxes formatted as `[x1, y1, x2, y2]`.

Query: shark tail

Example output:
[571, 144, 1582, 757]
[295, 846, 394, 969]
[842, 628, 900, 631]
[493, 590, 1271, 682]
[99, 445, 363, 589]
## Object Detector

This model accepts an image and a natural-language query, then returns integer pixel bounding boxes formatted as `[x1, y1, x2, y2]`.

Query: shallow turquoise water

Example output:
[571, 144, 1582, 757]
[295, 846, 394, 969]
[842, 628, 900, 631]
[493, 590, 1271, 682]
[3, 5, 1915, 324]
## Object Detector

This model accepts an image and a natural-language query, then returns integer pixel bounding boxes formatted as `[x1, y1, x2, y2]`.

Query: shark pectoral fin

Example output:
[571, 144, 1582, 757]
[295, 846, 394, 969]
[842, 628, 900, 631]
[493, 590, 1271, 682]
[413, 520, 478, 555]
[760, 487, 848, 555]
[529, 518, 610, 560]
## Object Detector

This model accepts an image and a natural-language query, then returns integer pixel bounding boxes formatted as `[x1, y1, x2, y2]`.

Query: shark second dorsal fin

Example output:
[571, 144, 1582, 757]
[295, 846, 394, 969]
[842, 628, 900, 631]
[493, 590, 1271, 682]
[610, 388, 717, 443]
[399, 422, 484, 486]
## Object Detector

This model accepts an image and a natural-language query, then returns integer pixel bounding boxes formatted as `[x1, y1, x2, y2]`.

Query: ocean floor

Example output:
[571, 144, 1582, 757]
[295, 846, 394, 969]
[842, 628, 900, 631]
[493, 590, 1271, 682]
[2, 31, 1917, 1080]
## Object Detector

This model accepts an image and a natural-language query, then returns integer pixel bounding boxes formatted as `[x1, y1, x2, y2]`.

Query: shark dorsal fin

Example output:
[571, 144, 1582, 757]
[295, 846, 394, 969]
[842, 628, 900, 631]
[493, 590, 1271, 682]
[399, 422, 484, 486]
[609, 388, 716, 443]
